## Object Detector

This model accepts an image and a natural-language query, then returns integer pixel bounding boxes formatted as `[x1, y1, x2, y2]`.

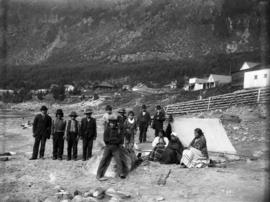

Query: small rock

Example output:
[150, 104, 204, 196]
[72, 195, 83, 202]
[253, 151, 263, 158]
[109, 196, 122, 202]
[74, 190, 82, 196]
[156, 196, 165, 201]
[241, 137, 247, 142]
[233, 126, 239, 130]
[246, 158, 252, 163]
[92, 187, 105, 199]
[55, 185, 65, 192]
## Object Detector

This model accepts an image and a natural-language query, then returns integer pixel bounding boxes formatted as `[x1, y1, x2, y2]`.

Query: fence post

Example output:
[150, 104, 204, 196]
[257, 88, 261, 103]
[207, 97, 211, 110]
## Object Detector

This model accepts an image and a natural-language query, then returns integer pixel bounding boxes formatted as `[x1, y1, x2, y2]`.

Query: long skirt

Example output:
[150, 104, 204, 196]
[149, 146, 166, 162]
[180, 147, 209, 168]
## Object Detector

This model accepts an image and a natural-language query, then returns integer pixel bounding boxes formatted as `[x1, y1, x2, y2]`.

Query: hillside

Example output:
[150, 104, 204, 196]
[0, 0, 269, 88]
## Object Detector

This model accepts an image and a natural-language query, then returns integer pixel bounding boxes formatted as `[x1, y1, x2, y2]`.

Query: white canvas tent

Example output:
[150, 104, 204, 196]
[172, 118, 237, 155]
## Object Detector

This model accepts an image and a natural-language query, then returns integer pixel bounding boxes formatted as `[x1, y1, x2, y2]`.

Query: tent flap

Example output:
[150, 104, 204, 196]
[172, 118, 237, 154]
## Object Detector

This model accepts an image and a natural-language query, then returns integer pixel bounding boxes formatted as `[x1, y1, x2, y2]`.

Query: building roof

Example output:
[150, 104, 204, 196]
[240, 62, 260, 71]
[189, 77, 208, 84]
[208, 74, 232, 83]
[96, 81, 114, 88]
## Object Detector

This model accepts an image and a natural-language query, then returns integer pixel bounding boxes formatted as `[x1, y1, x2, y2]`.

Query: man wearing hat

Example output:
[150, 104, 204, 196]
[80, 108, 97, 161]
[65, 111, 79, 160]
[137, 104, 151, 143]
[96, 115, 126, 180]
[51, 109, 66, 160]
[152, 105, 166, 137]
[30, 105, 52, 160]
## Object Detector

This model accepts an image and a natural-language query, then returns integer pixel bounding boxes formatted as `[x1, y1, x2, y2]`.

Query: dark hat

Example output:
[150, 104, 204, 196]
[118, 108, 126, 114]
[142, 104, 147, 109]
[40, 105, 48, 111]
[156, 105, 162, 110]
[128, 111, 134, 116]
[84, 108, 93, 114]
[69, 111, 78, 117]
[56, 109, 63, 115]
[105, 105, 112, 111]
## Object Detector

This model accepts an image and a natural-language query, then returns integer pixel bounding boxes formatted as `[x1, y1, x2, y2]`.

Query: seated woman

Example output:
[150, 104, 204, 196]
[160, 132, 183, 164]
[149, 130, 169, 162]
[180, 128, 209, 168]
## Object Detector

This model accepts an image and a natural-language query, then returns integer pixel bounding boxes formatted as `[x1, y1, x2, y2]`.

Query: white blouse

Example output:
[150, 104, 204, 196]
[152, 137, 169, 148]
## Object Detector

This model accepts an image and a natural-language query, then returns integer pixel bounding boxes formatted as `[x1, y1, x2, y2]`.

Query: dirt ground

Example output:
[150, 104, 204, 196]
[0, 105, 269, 202]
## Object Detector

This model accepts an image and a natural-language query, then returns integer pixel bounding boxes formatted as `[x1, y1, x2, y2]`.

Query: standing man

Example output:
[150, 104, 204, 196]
[51, 109, 66, 160]
[30, 105, 52, 160]
[80, 108, 97, 161]
[96, 116, 126, 180]
[65, 111, 79, 161]
[137, 104, 151, 143]
[152, 105, 166, 137]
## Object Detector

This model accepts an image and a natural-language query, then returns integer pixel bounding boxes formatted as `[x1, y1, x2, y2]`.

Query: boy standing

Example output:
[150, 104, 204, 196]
[65, 111, 80, 161]
[80, 108, 97, 161]
[51, 109, 66, 160]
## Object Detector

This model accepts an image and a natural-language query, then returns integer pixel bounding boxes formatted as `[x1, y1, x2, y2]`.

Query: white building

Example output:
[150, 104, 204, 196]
[188, 78, 208, 91]
[243, 68, 270, 89]
[207, 74, 232, 88]
[64, 84, 75, 92]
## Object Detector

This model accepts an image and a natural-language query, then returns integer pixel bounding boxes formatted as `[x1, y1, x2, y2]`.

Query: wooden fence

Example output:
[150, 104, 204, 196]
[165, 87, 270, 115]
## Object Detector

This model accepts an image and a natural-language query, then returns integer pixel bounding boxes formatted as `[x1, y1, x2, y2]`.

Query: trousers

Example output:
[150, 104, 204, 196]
[67, 132, 78, 159]
[82, 138, 94, 160]
[96, 144, 125, 178]
[139, 124, 148, 143]
[32, 135, 47, 158]
[53, 132, 64, 158]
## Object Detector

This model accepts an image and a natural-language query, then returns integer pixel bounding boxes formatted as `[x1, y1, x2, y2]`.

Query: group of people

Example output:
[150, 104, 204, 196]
[30, 103, 209, 179]
[148, 127, 209, 168]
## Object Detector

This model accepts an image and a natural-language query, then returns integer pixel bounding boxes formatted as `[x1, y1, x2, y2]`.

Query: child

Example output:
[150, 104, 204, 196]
[123, 111, 137, 150]
[51, 109, 66, 160]
[65, 111, 79, 161]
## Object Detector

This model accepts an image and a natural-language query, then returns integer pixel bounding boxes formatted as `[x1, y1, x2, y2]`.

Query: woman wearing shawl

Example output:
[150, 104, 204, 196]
[180, 128, 209, 168]
[149, 130, 169, 161]
[160, 132, 183, 164]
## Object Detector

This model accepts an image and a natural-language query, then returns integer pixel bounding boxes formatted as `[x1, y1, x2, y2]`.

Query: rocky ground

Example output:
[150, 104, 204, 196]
[0, 104, 269, 202]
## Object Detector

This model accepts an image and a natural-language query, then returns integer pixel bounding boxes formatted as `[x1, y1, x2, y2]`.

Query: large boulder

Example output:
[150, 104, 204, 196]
[83, 141, 137, 177]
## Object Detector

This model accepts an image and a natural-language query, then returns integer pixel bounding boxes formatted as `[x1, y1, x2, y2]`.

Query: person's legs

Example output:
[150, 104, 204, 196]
[142, 126, 148, 142]
[58, 132, 64, 159]
[82, 138, 88, 160]
[67, 138, 72, 160]
[87, 138, 93, 159]
[96, 146, 113, 179]
[154, 129, 157, 137]
[39, 136, 47, 158]
[31, 136, 41, 159]
[73, 134, 78, 159]
[112, 145, 125, 178]
[52, 134, 58, 159]
[139, 126, 143, 143]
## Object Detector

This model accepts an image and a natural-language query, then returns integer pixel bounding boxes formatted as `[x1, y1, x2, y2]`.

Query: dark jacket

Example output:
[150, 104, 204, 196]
[137, 111, 151, 127]
[152, 111, 165, 131]
[160, 137, 183, 164]
[117, 115, 127, 132]
[33, 114, 52, 138]
[103, 124, 123, 145]
[66, 120, 79, 136]
[80, 117, 97, 139]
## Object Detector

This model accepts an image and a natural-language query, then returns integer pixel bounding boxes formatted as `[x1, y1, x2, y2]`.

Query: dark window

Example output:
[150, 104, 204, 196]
[254, 75, 258, 80]
[264, 74, 267, 78]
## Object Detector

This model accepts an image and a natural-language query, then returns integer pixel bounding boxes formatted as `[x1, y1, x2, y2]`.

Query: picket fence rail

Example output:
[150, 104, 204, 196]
[165, 87, 270, 115]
